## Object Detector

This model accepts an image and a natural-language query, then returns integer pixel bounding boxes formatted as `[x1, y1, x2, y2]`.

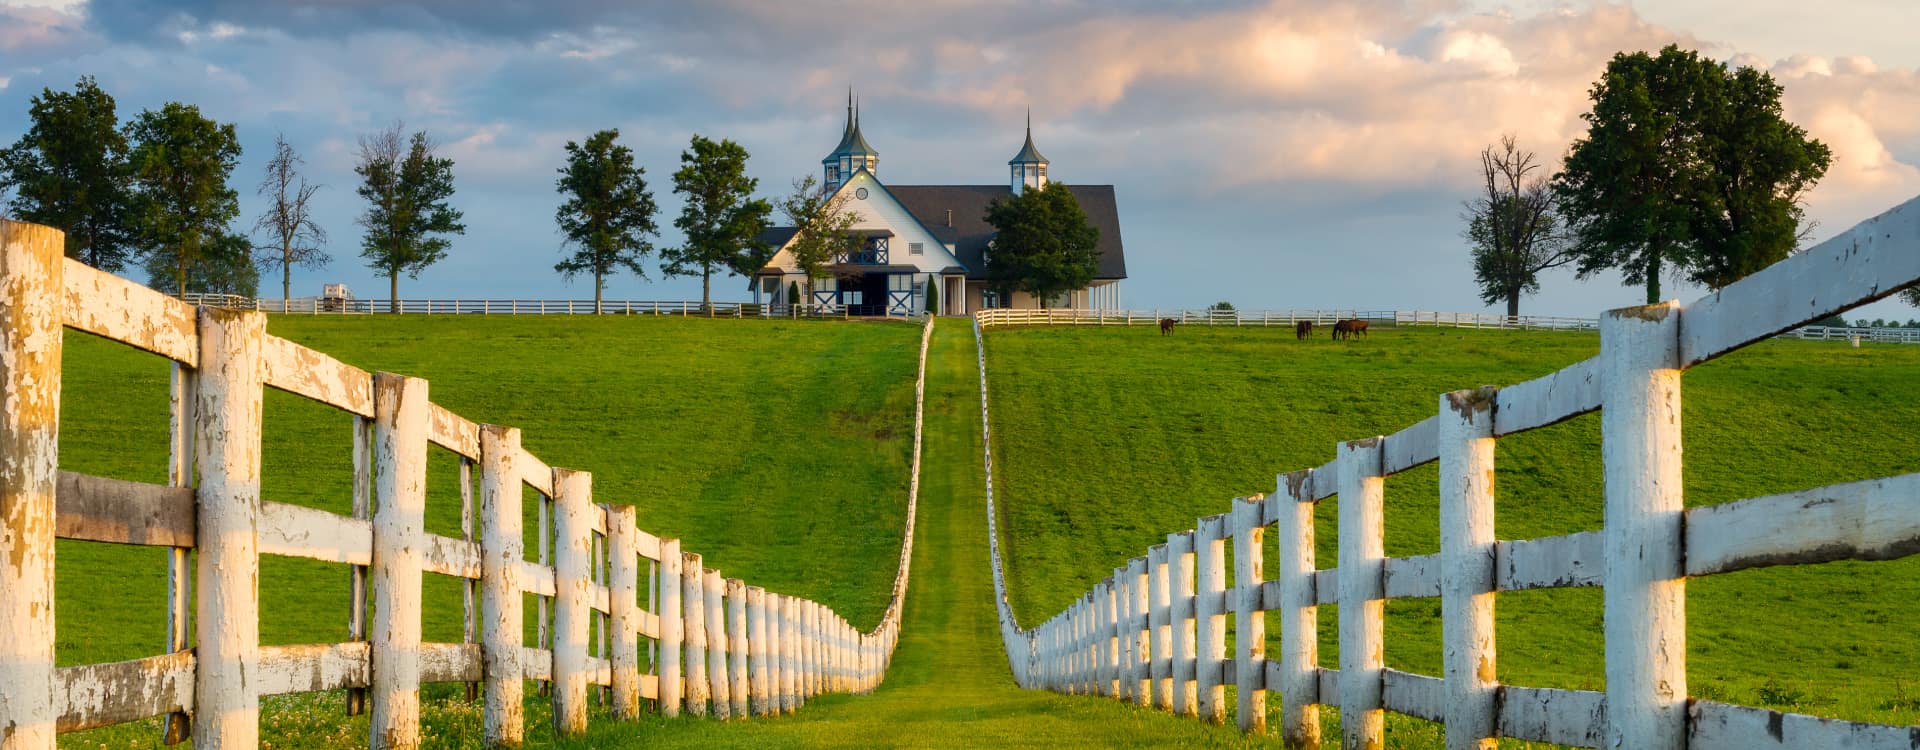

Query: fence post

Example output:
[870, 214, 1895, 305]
[0, 221, 64, 750]
[1194, 514, 1228, 724]
[727, 580, 750, 716]
[1275, 470, 1320, 749]
[1168, 530, 1198, 717]
[550, 468, 592, 734]
[1441, 388, 1498, 749]
[1127, 557, 1150, 705]
[1339, 438, 1387, 750]
[1600, 302, 1687, 750]
[747, 586, 771, 716]
[658, 539, 684, 716]
[778, 596, 797, 711]
[193, 307, 266, 749]
[682, 552, 710, 716]
[164, 365, 194, 742]
[1233, 496, 1266, 734]
[371, 373, 429, 749]
[606, 505, 641, 718]
[480, 426, 524, 746]
[1147, 543, 1172, 711]
[705, 569, 731, 718]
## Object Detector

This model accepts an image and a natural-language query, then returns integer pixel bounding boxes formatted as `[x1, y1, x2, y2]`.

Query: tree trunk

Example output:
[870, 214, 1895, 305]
[176, 256, 187, 298]
[1506, 290, 1521, 318]
[390, 271, 400, 314]
[282, 244, 292, 303]
[702, 266, 712, 310]
[1645, 252, 1662, 305]
[595, 271, 604, 315]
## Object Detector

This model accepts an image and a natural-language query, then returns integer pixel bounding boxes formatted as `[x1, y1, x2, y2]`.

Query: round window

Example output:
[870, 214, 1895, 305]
[855, 187, 870, 200]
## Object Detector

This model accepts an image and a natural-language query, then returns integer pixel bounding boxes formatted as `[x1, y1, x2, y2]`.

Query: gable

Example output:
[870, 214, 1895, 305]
[762, 170, 966, 276]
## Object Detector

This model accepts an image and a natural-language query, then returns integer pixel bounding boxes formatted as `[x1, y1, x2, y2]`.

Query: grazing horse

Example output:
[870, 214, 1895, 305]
[1159, 318, 1178, 336]
[1295, 320, 1314, 340]
[1332, 319, 1370, 340]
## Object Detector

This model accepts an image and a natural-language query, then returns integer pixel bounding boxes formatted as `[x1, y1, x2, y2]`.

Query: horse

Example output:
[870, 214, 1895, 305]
[1295, 320, 1314, 340]
[1159, 318, 1178, 336]
[1332, 319, 1369, 340]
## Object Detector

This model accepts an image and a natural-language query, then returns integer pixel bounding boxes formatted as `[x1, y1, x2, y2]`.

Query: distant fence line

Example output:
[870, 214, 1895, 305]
[1, 218, 930, 747]
[976, 195, 1920, 748]
[977, 307, 1920, 344]
[180, 295, 902, 319]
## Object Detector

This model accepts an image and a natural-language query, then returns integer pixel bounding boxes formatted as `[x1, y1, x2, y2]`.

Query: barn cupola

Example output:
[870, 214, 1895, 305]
[822, 91, 879, 191]
[1008, 109, 1049, 194]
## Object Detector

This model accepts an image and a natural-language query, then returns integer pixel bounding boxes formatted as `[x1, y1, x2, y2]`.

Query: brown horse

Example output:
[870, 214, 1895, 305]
[1159, 318, 1178, 336]
[1295, 320, 1314, 340]
[1332, 319, 1370, 340]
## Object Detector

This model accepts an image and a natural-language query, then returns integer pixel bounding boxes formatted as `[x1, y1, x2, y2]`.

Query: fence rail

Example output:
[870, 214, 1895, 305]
[182, 295, 887, 319]
[976, 307, 1601, 331]
[976, 194, 1920, 748]
[1, 218, 929, 748]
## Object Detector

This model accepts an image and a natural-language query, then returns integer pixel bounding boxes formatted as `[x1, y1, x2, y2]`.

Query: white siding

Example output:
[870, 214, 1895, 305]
[764, 171, 965, 277]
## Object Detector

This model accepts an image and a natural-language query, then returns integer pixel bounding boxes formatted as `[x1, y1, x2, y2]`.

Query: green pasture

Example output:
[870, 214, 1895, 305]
[986, 322, 1920, 729]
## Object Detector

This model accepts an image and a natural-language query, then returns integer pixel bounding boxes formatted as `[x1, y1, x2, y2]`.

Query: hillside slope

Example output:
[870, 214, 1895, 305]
[986, 323, 1920, 727]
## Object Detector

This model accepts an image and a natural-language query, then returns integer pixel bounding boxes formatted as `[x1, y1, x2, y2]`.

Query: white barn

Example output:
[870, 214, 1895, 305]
[752, 99, 1128, 316]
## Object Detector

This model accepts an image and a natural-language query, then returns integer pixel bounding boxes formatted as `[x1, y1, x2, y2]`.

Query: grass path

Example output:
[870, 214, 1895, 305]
[560, 319, 1267, 747]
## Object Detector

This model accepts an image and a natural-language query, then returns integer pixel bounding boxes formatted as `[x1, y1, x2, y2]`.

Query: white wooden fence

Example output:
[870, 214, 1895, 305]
[183, 295, 877, 319]
[0, 217, 929, 748]
[976, 307, 1601, 331]
[977, 194, 1920, 749]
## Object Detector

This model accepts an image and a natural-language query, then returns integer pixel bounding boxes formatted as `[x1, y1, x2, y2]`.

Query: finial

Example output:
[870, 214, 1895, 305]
[855, 95, 861, 127]
[1026, 107, 1032, 134]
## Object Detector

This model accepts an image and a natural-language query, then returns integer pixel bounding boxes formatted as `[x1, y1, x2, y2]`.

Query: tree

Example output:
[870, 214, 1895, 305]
[356, 123, 464, 312]
[146, 232, 257, 296]
[777, 175, 860, 303]
[924, 274, 939, 316]
[1465, 135, 1575, 316]
[554, 129, 658, 313]
[1901, 287, 1920, 309]
[983, 181, 1100, 308]
[1209, 301, 1235, 311]
[252, 133, 329, 301]
[0, 76, 136, 271]
[1556, 46, 1828, 304]
[1684, 66, 1830, 289]
[125, 102, 243, 296]
[664, 135, 773, 308]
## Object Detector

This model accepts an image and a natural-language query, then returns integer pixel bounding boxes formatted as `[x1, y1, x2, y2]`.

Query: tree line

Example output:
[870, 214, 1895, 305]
[1460, 45, 1896, 316]
[1, 76, 1100, 314]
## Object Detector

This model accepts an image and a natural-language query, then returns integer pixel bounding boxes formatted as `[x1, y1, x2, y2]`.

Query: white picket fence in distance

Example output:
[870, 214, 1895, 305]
[977, 194, 1920, 749]
[0, 218, 930, 748]
[182, 295, 883, 319]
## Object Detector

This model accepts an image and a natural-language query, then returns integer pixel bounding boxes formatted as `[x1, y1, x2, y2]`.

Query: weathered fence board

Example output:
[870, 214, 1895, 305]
[1497, 686, 1606, 747]
[55, 471, 194, 548]
[1496, 530, 1604, 591]
[54, 651, 195, 733]
[1688, 700, 1920, 750]
[262, 335, 374, 417]
[1685, 473, 1920, 576]
[256, 643, 371, 696]
[259, 500, 373, 565]
[61, 256, 197, 366]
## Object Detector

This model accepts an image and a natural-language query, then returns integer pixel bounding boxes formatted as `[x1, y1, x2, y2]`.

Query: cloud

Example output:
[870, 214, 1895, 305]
[6, 0, 1919, 313]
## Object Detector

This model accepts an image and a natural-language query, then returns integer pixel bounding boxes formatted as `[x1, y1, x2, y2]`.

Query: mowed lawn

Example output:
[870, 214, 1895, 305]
[54, 314, 919, 745]
[986, 322, 1920, 729]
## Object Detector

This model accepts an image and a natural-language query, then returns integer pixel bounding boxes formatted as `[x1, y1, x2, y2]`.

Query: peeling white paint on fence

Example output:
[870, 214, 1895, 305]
[974, 194, 1920, 748]
[0, 218, 933, 748]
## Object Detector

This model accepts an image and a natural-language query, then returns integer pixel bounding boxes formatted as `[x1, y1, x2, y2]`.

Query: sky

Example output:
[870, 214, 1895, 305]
[3, 0, 1919, 320]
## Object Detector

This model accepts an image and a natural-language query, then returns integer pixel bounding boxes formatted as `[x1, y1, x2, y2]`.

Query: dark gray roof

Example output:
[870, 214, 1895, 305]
[889, 184, 1127, 281]
[1009, 129, 1047, 165]
[756, 226, 798, 249]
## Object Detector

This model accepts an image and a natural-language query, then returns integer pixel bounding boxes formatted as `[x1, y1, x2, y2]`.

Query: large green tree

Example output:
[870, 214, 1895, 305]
[777, 175, 859, 305]
[554, 129, 657, 313]
[1556, 45, 1829, 304]
[1465, 135, 1574, 317]
[356, 123, 464, 312]
[125, 102, 244, 296]
[983, 182, 1100, 308]
[146, 232, 257, 296]
[0, 76, 137, 271]
[664, 135, 773, 307]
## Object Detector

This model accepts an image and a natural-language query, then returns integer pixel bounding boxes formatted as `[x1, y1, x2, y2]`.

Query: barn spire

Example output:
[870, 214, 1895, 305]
[1009, 108, 1049, 194]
